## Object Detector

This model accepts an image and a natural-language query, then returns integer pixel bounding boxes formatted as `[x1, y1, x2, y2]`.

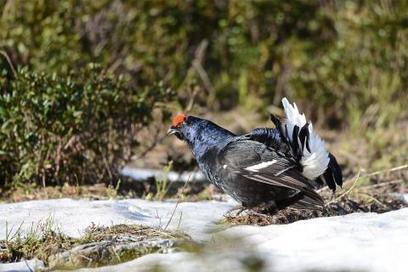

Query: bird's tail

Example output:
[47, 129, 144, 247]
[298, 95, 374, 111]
[271, 98, 342, 191]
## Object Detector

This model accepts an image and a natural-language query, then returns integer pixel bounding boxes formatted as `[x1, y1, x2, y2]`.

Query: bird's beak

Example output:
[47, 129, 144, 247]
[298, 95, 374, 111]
[167, 126, 184, 140]
[167, 127, 179, 136]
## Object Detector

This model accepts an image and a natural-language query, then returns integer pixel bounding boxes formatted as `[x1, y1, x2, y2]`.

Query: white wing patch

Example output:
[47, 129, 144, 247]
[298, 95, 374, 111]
[245, 160, 277, 172]
[281, 98, 330, 180]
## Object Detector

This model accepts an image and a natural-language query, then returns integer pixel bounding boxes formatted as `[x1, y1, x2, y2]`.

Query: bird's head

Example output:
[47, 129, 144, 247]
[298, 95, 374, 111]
[167, 113, 234, 151]
[168, 113, 207, 143]
[167, 113, 189, 140]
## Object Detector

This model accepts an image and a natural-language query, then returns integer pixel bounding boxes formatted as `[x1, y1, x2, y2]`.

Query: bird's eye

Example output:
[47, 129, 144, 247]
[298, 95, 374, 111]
[174, 131, 184, 140]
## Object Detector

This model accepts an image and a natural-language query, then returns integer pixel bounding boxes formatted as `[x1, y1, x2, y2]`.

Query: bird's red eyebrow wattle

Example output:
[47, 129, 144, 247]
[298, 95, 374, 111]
[172, 113, 187, 127]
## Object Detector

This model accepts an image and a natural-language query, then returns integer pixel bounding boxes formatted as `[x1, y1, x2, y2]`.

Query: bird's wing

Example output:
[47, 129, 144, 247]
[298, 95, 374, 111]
[242, 114, 342, 192]
[218, 139, 324, 208]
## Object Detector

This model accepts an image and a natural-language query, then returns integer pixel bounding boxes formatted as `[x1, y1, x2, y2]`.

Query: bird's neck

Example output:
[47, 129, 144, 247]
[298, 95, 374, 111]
[187, 124, 234, 161]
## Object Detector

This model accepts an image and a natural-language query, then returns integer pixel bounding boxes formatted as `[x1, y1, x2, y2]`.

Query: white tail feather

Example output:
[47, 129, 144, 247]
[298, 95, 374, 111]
[282, 98, 330, 180]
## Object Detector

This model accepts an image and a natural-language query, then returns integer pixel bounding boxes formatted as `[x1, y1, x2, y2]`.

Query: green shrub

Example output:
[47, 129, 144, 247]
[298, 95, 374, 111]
[1, 1, 407, 187]
[2, 1, 406, 125]
[0, 65, 170, 187]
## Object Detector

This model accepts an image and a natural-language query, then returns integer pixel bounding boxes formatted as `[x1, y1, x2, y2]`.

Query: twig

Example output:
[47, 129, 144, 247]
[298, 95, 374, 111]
[179, 39, 214, 97]
[6, 221, 25, 242]
[191, 40, 214, 93]
[359, 193, 387, 208]
[323, 164, 408, 206]
[177, 211, 183, 230]
[24, 260, 34, 272]
[325, 170, 361, 205]
[193, 62, 214, 94]
[185, 86, 201, 113]
[320, 163, 408, 194]
[101, 150, 113, 181]
[163, 170, 194, 230]
[365, 164, 408, 177]
[0, 50, 17, 77]
[164, 201, 180, 231]
[359, 179, 403, 190]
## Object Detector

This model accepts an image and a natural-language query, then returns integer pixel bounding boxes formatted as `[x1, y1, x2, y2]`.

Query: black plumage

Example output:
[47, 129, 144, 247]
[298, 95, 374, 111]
[168, 100, 342, 211]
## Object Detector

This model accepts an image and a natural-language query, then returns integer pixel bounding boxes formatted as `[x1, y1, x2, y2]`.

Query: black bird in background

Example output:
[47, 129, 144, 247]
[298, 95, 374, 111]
[168, 98, 342, 211]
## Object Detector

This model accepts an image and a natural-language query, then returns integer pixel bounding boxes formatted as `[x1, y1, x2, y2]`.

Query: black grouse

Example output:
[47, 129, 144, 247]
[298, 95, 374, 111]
[168, 98, 342, 211]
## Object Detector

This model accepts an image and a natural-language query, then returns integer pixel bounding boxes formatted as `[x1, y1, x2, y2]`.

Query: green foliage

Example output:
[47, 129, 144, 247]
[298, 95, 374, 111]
[0, 65, 170, 187]
[145, 160, 173, 201]
[1, 1, 407, 121]
[290, 1, 408, 128]
[1, 1, 407, 187]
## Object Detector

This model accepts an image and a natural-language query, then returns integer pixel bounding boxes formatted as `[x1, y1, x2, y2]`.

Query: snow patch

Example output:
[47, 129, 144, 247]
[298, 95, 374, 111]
[121, 167, 207, 183]
[224, 208, 408, 272]
[1, 198, 408, 272]
[0, 259, 44, 272]
[71, 208, 408, 272]
[0, 198, 236, 241]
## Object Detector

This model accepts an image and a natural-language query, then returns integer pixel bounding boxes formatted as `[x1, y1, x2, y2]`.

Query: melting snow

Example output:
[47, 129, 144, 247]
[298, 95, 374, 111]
[0, 198, 235, 241]
[1, 195, 408, 272]
[121, 166, 207, 183]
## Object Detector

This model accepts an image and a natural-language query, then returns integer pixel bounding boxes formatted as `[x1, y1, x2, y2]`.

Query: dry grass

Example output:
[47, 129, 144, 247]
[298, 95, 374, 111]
[0, 218, 74, 263]
[0, 221, 190, 269]
[223, 193, 407, 226]
[0, 183, 116, 203]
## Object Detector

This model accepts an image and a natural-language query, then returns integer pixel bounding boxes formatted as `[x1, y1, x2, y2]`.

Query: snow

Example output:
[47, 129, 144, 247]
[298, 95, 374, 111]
[0, 198, 236, 241]
[224, 208, 408, 272]
[1, 196, 408, 272]
[121, 166, 207, 183]
[0, 259, 44, 272]
[77, 208, 408, 272]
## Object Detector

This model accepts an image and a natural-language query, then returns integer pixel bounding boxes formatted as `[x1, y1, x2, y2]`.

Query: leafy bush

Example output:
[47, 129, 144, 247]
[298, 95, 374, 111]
[0, 65, 170, 187]
[1, 1, 407, 187]
[2, 1, 406, 123]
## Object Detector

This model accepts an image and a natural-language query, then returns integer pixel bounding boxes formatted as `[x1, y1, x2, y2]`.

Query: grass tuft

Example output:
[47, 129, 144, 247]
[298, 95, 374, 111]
[0, 221, 190, 269]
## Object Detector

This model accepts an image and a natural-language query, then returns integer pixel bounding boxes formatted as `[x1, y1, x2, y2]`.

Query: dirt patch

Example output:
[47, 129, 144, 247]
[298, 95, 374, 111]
[223, 192, 407, 226]
[0, 183, 116, 203]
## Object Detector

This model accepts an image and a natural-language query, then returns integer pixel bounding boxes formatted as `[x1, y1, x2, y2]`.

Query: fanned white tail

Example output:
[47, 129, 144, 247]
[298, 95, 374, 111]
[281, 97, 330, 180]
